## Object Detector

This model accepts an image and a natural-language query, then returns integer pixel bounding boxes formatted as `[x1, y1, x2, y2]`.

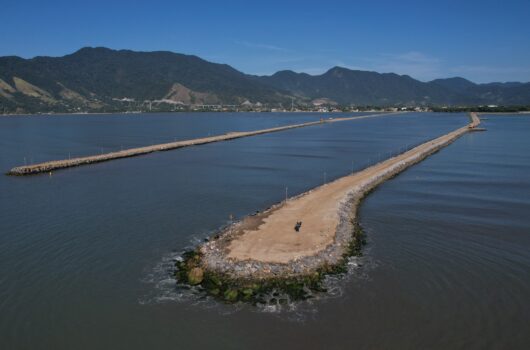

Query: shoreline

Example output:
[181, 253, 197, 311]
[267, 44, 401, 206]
[176, 113, 481, 302]
[6, 112, 400, 176]
[2, 110, 528, 118]
[0, 110, 389, 117]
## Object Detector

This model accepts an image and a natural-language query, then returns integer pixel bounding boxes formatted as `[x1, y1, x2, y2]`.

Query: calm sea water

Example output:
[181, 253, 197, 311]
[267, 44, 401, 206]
[0, 112, 528, 349]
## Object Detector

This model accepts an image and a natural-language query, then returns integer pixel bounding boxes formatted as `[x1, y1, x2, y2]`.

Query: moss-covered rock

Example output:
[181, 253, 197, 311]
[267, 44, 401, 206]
[174, 217, 368, 304]
[187, 267, 204, 285]
[224, 289, 239, 302]
[241, 288, 255, 300]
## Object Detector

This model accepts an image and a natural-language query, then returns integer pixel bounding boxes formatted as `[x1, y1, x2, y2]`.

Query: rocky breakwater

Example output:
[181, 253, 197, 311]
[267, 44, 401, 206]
[176, 113, 480, 303]
[6, 112, 397, 176]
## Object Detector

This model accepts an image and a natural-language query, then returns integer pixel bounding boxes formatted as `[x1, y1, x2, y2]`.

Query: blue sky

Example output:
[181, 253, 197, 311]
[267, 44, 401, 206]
[2, 0, 530, 83]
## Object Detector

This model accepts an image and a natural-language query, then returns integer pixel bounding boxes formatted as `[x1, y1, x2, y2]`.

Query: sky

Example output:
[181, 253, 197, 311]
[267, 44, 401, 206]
[2, 0, 530, 83]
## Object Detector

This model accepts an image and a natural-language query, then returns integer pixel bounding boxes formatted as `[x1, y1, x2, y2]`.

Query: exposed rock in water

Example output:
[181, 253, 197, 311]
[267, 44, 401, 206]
[187, 267, 204, 285]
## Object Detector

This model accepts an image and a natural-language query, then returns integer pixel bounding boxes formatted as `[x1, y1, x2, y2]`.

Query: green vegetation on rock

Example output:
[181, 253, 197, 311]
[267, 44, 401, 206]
[187, 267, 204, 285]
[174, 220, 367, 304]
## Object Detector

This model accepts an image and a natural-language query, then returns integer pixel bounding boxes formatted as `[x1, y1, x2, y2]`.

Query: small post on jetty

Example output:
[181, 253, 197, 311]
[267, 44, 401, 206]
[285, 186, 288, 202]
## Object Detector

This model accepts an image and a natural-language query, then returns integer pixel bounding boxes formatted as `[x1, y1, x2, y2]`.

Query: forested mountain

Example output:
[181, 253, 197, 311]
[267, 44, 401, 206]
[257, 67, 461, 105]
[0, 47, 288, 113]
[1, 47, 529, 113]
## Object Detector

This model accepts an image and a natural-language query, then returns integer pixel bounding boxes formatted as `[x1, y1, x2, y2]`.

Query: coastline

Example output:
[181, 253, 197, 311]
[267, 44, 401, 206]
[0, 110, 387, 117]
[2, 110, 528, 118]
[176, 113, 481, 302]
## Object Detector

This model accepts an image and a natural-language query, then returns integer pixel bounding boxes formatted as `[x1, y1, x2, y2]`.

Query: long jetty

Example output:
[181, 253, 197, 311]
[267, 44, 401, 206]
[7, 112, 399, 176]
[194, 113, 481, 282]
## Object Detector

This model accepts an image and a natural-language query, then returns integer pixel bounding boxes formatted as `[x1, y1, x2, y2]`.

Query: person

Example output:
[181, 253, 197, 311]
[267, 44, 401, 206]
[294, 221, 302, 232]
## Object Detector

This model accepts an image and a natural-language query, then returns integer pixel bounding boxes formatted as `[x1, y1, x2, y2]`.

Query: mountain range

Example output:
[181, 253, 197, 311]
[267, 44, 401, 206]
[1, 47, 529, 113]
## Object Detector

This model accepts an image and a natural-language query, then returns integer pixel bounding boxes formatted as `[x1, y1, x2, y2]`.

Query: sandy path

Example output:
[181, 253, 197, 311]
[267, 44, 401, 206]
[227, 113, 480, 263]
